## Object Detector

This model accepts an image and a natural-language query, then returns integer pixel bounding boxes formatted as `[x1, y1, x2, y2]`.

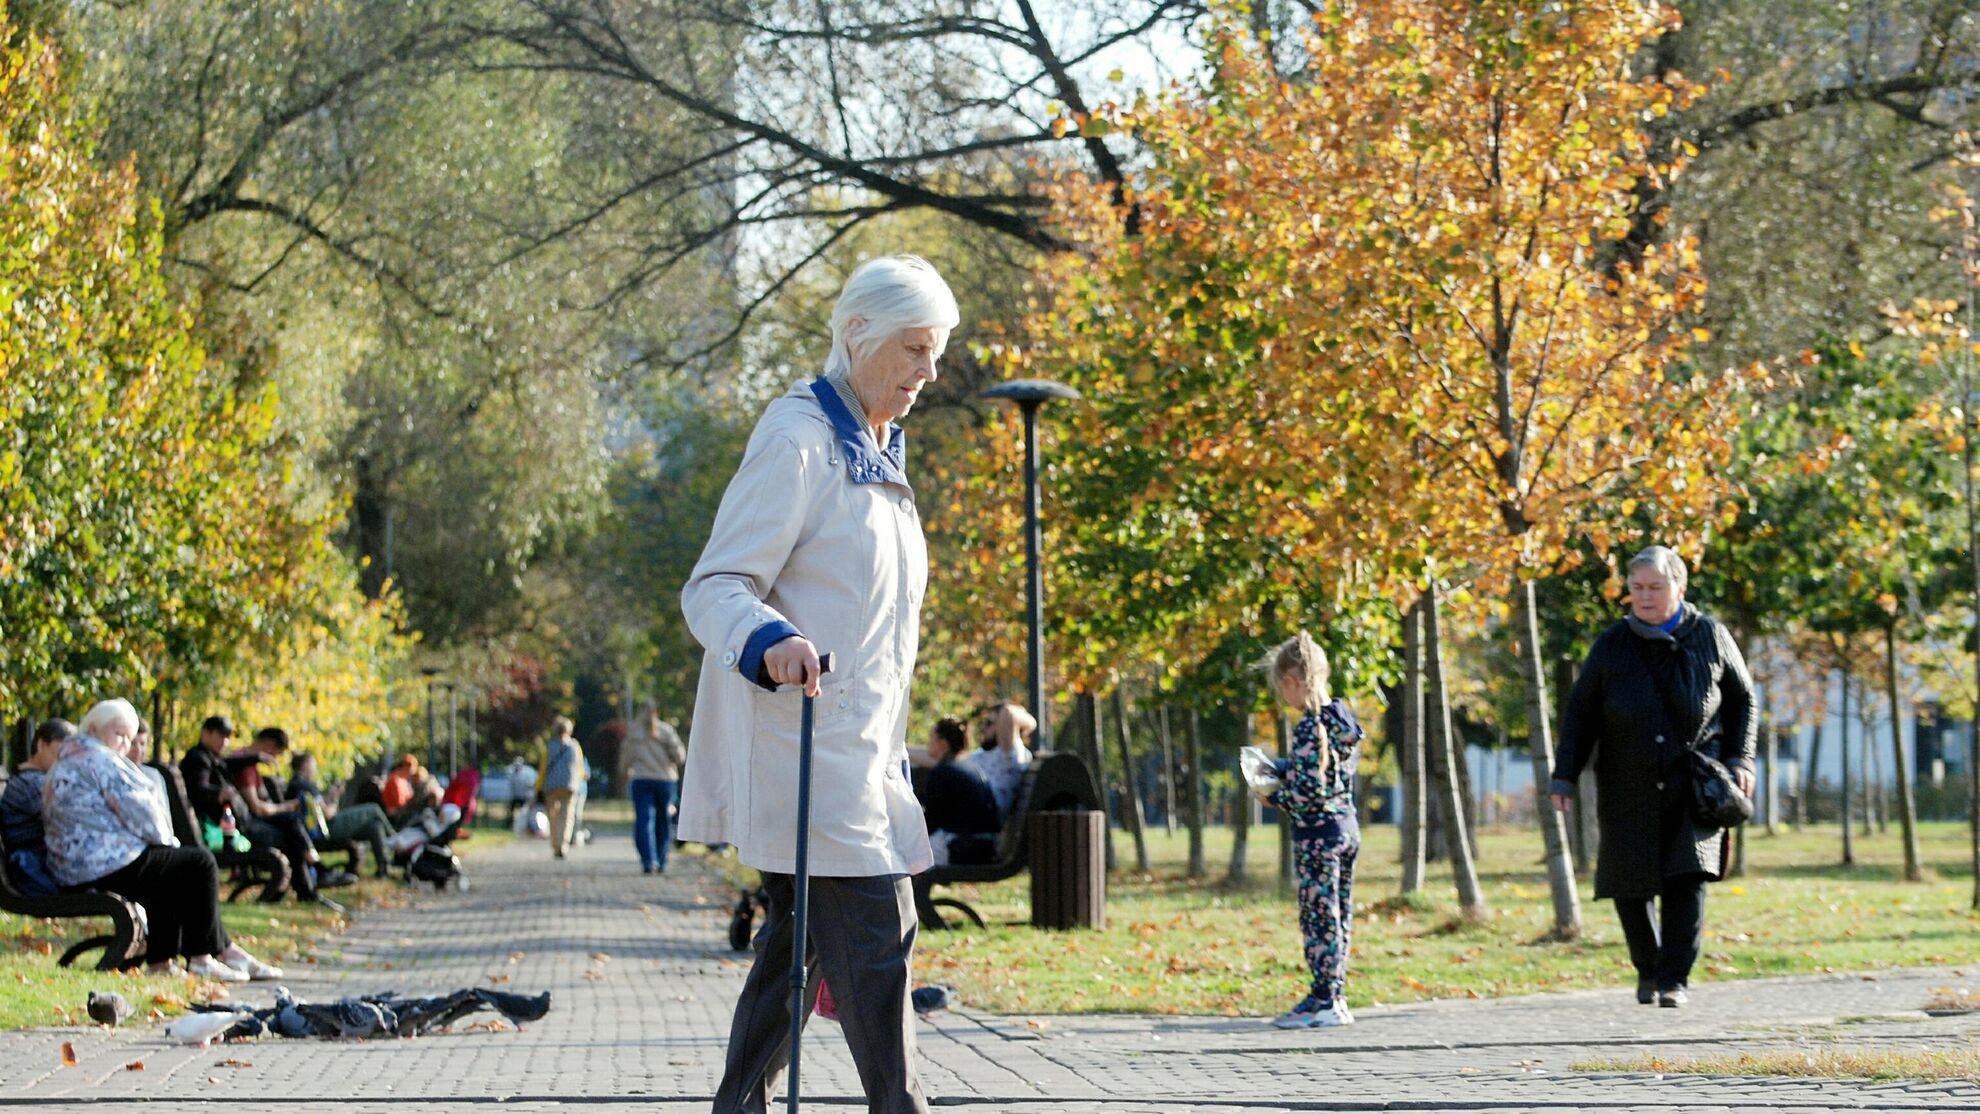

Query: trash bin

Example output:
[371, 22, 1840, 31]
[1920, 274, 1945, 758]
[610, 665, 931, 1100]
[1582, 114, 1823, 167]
[1029, 809, 1105, 929]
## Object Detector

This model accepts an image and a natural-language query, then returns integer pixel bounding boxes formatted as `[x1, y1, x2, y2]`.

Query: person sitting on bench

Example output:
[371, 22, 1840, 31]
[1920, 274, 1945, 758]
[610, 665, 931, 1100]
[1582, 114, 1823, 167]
[288, 752, 395, 879]
[231, 728, 355, 894]
[46, 699, 281, 981]
[916, 718, 1000, 866]
[1, 719, 75, 896]
[962, 701, 1035, 820]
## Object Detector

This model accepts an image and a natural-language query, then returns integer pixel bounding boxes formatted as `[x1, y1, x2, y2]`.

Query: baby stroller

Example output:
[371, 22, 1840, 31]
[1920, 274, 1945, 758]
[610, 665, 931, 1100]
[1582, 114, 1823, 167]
[389, 803, 469, 892]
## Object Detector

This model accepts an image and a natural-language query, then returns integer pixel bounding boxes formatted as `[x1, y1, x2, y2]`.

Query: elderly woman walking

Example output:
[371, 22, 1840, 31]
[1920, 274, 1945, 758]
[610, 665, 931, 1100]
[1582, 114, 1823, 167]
[1549, 546, 1757, 1009]
[681, 255, 955, 1114]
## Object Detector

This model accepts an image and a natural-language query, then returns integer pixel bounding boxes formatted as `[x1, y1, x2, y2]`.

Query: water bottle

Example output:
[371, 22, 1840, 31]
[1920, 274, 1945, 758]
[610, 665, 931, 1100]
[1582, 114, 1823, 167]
[219, 803, 238, 846]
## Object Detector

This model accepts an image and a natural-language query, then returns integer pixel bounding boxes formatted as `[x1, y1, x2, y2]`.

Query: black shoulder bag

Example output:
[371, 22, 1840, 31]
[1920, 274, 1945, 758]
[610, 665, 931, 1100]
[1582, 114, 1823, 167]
[1644, 632, 1753, 830]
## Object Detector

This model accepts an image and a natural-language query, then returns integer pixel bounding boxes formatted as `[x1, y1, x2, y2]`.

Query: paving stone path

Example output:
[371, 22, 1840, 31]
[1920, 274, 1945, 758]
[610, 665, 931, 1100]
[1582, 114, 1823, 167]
[0, 832, 1976, 1112]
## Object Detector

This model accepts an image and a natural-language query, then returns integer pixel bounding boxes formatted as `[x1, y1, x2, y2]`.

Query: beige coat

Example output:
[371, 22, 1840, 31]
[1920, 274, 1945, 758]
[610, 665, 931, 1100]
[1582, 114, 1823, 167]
[678, 379, 932, 877]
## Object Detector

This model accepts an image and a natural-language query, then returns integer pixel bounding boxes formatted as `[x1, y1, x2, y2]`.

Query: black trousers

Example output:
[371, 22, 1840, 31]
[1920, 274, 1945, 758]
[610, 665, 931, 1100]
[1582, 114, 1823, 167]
[242, 813, 317, 899]
[95, 845, 230, 965]
[1614, 874, 1706, 992]
[713, 872, 928, 1114]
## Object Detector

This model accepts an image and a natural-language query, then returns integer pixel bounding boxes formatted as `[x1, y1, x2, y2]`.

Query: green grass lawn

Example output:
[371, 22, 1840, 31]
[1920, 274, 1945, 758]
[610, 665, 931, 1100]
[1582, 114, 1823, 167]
[0, 828, 512, 1030]
[915, 820, 1980, 1017]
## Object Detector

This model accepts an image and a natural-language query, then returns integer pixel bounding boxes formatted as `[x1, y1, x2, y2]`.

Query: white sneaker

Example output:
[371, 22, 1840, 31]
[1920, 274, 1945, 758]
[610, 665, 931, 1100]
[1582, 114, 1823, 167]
[238, 958, 284, 981]
[1312, 1001, 1354, 1027]
[187, 956, 248, 983]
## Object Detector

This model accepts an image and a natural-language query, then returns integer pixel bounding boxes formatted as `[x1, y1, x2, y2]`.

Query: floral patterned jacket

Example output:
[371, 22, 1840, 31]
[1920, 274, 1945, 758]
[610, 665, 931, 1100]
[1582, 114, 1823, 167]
[43, 736, 177, 888]
[1274, 700, 1363, 833]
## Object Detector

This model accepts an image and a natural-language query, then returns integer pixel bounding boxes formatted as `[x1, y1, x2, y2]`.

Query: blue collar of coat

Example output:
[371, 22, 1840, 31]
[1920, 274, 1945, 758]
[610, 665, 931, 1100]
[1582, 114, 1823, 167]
[810, 377, 909, 486]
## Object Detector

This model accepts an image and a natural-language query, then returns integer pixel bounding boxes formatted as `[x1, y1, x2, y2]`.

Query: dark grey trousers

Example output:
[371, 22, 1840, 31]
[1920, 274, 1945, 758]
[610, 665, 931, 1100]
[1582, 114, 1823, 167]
[1614, 875, 1706, 992]
[712, 872, 929, 1114]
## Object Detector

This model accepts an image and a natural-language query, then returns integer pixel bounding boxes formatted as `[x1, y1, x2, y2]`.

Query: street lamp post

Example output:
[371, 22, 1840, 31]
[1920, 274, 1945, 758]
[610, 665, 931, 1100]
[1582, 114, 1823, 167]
[420, 666, 441, 771]
[981, 378, 1081, 751]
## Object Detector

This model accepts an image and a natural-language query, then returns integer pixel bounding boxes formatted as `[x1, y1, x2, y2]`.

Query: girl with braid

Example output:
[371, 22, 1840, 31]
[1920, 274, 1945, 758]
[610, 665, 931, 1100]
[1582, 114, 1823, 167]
[1263, 631, 1364, 1029]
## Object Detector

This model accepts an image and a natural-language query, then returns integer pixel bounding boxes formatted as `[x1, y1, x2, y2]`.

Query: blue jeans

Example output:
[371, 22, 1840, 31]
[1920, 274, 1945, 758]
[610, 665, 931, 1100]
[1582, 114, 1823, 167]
[629, 778, 679, 870]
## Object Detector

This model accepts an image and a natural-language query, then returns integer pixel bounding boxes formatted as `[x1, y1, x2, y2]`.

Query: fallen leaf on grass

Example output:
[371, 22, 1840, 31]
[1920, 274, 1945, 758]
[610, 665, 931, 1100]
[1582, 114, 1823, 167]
[14, 973, 29, 984]
[32, 941, 51, 955]
[152, 993, 188, 1009]
[59, 1043, 77, 1068]
[124, 1061, 145, 1072]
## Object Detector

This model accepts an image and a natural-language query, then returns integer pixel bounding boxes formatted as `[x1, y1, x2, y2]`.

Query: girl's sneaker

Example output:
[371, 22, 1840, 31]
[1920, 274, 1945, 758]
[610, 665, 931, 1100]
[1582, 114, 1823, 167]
[1312, 1000, 1354, 1027]
[1270, 996, 1324, 1029]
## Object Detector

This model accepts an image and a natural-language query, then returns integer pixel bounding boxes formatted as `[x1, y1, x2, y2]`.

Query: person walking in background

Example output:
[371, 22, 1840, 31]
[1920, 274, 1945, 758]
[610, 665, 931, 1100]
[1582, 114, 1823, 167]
[681, 254, 956, 1114]
[962, 701, 1035, 820]
[1550, 545, 1758, 1009]
[619, 702, 686, 874]
[536, 716, 588, 860]
[1260, 632, 1364, 1031]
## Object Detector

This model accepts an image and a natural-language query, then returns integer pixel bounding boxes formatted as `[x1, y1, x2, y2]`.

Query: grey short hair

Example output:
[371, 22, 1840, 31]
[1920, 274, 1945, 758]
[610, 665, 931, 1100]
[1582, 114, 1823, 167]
[825, 255, 960, 378]
[1627, 546, 1688, 592]
[79, 698, 140, 743]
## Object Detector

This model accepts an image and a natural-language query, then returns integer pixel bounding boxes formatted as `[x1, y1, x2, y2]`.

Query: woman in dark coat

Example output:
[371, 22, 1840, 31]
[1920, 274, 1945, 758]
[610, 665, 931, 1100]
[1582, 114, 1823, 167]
[1549, 546, 1756, 1009]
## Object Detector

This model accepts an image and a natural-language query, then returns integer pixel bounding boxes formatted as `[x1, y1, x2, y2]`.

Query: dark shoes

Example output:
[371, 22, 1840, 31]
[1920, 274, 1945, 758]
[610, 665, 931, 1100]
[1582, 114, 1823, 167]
[1636, 979, 1656, 1005]
[1658, 986, 1688, 1009]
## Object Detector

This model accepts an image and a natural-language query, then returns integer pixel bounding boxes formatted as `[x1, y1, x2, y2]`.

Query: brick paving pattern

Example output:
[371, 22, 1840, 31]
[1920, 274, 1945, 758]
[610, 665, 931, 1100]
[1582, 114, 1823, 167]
[0, 832, 1975, 1112]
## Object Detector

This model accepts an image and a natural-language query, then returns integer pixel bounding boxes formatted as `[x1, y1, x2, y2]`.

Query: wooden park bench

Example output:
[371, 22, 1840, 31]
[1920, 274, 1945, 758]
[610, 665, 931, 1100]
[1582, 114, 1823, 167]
[0, 797, 147, 971]
[912, 751, 1102, 931]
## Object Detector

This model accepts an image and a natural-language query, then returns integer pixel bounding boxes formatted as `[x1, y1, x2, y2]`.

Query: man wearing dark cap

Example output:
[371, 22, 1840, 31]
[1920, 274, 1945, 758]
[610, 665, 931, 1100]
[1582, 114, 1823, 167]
[180, 715, 328, 907]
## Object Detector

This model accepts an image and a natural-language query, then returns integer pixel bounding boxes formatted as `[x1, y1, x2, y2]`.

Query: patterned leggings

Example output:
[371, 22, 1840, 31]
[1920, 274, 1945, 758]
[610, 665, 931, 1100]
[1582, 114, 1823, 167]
[1294, 832, 1359, 1006]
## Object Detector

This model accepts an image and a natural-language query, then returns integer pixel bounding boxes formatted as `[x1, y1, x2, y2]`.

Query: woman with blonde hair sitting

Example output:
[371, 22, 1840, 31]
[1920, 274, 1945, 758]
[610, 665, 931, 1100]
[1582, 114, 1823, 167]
[43, 699, 280, 981]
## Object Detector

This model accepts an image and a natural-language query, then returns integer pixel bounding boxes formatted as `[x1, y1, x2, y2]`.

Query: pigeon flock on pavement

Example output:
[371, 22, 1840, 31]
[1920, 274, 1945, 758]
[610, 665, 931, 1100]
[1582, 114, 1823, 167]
[132, 986, 551, 1046]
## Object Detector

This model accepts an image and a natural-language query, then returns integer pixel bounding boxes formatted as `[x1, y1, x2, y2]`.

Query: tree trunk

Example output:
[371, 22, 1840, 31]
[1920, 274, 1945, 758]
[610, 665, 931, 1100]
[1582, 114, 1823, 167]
[1184, 707, 1205, 880]
[1514, 579, 1581, 939]
[352, 454, 394, 599]
[1228, 706, 1251, 884]
[1111, 687, 1150, 874]
[1157, 706, 1178, 836]
[1399, 599, 1427, 894]
[1774, 724, 1789, 838]
[1840, 670, 1855, 866]
[1425, 588, 1486, 916]
[1078, 692, 1116, 872]
[1801, 720, 1824, 828]
[1886, 619, 1923, 881]
[1862, 694, 1882, 835]
[1965, 375, 1980, 909]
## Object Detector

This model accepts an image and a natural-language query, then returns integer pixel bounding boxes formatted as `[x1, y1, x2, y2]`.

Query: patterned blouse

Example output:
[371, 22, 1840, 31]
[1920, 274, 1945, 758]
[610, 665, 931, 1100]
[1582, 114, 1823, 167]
[43, 735, 178, 888]
[961, 739, 1033, 818]
[1275, 699, 1363, 830]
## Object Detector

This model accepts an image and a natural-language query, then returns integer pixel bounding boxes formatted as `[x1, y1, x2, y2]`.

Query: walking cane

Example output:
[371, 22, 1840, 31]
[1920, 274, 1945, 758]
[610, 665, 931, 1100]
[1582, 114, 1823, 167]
[785, 651, 833, 1114]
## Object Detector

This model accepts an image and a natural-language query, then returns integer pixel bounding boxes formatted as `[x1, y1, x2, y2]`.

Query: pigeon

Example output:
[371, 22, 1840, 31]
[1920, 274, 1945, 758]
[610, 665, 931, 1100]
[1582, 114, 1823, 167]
[473, 988, 551, 1023]
[164, 1011, 238, 1048]
[910, 985, 957, 1016]
[271, 1005, 312, 1039]
[86, 991, 133, 1027]
[221, 1013, 266, 1041]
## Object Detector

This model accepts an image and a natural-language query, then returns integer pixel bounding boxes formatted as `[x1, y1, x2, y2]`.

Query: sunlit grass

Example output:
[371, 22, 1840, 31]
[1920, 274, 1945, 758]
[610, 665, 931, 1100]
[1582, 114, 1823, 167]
[1573, 1047, 1980, 1083]
[915, 821, 1980, 1016]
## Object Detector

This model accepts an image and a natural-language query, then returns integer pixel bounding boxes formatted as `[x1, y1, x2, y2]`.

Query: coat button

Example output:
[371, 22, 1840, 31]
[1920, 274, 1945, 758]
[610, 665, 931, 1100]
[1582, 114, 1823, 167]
[722, 651, 737, 667]
[899, 496, 913, 511]
[1655, 735, 1665, 743]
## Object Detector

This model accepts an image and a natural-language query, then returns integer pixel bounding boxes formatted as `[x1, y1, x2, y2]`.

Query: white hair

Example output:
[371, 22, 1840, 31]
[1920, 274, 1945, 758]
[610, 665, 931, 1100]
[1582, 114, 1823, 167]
[1627, 545, 1689, 592]
[79, 698, 141, 742]
[825, 255, 960, 378]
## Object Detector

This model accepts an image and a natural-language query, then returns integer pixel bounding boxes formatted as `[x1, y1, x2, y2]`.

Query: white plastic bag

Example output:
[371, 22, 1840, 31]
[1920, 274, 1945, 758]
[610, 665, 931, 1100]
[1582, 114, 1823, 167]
[1239, 746, 1282, 799]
